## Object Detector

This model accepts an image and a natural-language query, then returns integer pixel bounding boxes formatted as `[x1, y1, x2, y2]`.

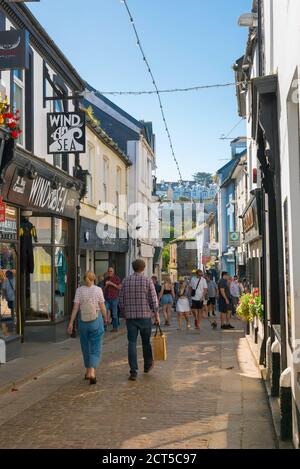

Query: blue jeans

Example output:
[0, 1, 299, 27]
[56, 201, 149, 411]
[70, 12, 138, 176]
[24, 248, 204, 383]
[78, 315, 104, 369]
[105, 298, 119, 330]
[126, 318, 153, 375]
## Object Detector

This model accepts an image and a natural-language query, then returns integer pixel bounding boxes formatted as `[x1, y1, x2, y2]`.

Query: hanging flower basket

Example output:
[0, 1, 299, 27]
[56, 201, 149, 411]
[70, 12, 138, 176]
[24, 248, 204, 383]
[236, 293, 264, 322]
[0, 95, 22, 140]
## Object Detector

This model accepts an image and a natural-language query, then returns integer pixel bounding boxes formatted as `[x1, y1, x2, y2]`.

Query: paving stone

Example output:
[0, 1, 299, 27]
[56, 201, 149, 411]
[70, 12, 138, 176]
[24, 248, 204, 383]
[0, 317, 276, 449]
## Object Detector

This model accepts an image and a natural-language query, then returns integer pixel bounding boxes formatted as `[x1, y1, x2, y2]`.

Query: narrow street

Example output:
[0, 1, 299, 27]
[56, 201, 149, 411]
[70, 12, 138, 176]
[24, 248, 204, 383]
[0, 318, 276, 449]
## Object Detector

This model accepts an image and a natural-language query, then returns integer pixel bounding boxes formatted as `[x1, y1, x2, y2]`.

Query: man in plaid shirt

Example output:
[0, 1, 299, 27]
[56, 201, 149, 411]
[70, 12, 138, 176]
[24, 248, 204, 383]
[119, 259, 160, 381]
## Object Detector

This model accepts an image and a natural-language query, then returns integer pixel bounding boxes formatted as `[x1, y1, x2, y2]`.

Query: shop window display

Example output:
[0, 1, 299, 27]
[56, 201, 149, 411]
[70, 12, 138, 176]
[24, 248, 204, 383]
[26, 246, 52, 321]
[21, 216, 70, 324]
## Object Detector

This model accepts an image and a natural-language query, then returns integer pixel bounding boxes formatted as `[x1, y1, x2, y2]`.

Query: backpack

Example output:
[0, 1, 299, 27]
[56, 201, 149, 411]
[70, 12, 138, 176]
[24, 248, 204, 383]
[80, 297, 98, 322]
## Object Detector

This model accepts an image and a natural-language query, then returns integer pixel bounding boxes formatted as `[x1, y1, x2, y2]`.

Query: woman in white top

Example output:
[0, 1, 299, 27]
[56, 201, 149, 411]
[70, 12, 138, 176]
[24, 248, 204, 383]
[68, 271, 107, 385]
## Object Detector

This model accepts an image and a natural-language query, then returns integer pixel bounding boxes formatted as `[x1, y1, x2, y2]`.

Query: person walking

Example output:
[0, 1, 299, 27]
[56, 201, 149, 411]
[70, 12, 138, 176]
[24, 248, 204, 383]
[159, 277, 175, 326]
[206, 273, 218, 329]
[119, 259, 160, 381]
[103, 267, 121, 332]
[68, 271, 107, 385]
[218, 271, 235, 330]
[151, 275, 162, 297]
[176, 279, 191, 330]
[189, 269, 208, 331]
[230, 275, 241, 316]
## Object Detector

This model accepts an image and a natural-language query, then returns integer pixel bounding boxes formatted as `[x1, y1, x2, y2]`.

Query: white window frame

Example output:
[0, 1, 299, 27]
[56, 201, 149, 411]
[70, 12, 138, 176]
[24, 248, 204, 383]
[103, 157, 109, 204]
[86, 144, 95, 204]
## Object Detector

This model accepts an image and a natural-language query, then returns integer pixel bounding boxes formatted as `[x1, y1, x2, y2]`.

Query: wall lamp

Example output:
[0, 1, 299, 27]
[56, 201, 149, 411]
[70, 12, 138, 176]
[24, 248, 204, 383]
[18, 165, 37, 180]
[51, 177, 59, 190]
[238, 13, 258, 28]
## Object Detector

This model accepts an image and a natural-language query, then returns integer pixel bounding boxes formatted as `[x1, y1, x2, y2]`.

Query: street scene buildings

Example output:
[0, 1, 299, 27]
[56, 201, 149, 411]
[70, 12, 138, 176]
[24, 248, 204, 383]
[0, 0, 299, 452]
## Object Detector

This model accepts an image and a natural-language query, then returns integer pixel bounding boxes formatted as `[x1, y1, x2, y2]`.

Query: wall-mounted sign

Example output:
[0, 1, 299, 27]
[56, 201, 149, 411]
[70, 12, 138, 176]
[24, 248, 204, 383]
[47, 112, 86, 154]
[0, 29, 29, 70]
[243, 207, 255, 233]
[6, 166, 78, 219]
[229, 231, 240, 247]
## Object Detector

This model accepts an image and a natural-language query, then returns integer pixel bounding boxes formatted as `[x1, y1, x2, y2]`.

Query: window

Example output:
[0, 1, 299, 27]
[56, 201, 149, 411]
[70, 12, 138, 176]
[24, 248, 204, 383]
[13, 69, 24, 146]
[148, 159, 152, 188]
[24, 217, 71, 323]
[103, 157, 109, 204]
[86, 144, 94, 204]
[116, 167, 121, 215]
[94, 251, 109, 277]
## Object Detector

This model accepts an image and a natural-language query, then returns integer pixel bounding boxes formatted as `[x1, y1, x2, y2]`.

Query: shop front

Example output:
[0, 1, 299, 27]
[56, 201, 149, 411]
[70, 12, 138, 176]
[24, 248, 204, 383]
[80, 217, 129, 282]
[0, 145, 83, 355]
[242, 190, 262, 290]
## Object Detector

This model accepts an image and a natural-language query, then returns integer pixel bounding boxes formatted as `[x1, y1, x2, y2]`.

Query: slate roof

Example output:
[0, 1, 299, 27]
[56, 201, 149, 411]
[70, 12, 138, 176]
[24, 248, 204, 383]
[217, 149, 246, 187]
[84, 83, 155, 155]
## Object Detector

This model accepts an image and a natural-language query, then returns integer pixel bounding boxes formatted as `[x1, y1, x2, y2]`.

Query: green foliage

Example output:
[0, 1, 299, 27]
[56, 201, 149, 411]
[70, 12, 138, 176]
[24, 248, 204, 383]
[236, 293, 264, 322]
[162, 245, 170, 271]
[192, 172, 213, 186]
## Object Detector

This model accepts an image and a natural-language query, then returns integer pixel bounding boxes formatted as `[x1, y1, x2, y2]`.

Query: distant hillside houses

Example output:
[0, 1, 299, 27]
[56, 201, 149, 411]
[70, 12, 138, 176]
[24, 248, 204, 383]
[157, 180, 217, 202]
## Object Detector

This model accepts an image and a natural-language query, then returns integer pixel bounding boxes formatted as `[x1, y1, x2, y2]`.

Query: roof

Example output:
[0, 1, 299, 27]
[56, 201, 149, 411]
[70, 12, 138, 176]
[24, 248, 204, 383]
[217, 150, 246, 188]
[84, 83, 155, 154]
[0, 1, 84, 91]
[85, 115, 132, 167]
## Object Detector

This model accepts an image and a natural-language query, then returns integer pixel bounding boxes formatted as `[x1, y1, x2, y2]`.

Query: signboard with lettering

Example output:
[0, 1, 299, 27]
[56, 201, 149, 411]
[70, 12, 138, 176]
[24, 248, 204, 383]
[6, 166, 78, 218]
[47, 112, 86, 155]
[0, 205, 17, 241]
[0, 29, 29, 70]
[242, 193, 262, 244]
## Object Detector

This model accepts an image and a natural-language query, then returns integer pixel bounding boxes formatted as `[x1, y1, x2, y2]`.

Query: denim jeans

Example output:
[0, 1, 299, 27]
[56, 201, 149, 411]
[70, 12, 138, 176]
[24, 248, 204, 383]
[126, 318, 153, 375]
[78, 315, 104, 369]
[105, 298, 119, 330]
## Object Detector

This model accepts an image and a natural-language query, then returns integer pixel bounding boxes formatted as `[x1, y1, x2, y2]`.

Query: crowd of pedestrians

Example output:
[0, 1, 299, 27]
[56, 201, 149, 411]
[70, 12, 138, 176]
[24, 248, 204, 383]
[68, 262, 246, 383]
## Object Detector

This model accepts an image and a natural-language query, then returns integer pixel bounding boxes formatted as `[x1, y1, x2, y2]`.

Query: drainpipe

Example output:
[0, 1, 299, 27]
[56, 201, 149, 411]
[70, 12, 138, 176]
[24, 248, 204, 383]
[257, 0, 263, 77]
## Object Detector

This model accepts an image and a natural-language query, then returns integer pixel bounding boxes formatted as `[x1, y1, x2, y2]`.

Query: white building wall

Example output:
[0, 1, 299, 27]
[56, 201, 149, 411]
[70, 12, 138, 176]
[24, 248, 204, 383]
[245, 0, 300, 447]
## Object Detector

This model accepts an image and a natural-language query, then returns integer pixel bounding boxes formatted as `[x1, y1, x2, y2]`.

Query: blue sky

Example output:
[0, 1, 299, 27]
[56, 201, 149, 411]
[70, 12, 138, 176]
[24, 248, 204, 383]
[29, 0, 250, 181]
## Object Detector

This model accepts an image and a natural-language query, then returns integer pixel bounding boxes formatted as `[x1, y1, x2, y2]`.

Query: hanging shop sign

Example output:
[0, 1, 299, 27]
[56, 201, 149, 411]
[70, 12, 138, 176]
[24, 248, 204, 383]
[0, 29, 29, 71]
[0, 197, 6, 222]
[47, 111, 86, 155]
[242, 191, 262, 244]
[228, 231, 240, 247]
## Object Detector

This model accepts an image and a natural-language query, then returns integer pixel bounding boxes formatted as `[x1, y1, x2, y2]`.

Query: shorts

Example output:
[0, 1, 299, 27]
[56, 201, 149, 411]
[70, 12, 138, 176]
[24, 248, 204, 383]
[218, 299, 228, 313]
[192, 300, 203, 310]
[207, 297, 216, 306]
[7, 300, 14, 310]
[160, 294, 173, 306]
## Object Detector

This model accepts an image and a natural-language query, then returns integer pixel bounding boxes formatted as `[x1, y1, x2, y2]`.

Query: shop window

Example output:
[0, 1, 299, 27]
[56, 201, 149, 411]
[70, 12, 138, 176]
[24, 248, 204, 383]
[30, 217, 51, 244]
[27, 246, 52, 322]
[0, 243, 17, 338]
[94, 251, 109, 277]
[54, 218, 68, 245]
